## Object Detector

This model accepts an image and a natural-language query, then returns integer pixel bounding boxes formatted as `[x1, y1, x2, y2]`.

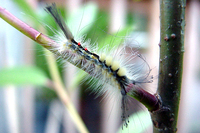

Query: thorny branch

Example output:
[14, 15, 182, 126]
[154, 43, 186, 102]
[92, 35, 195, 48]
[151, 0, 186, 133]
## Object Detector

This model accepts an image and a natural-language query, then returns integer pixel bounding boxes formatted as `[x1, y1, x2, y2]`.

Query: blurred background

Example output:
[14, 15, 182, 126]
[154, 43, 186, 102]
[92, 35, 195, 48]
[0, 0, 199, 133]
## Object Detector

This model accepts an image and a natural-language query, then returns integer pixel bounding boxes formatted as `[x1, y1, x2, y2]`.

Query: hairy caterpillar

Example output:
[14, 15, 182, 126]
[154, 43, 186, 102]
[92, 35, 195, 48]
[45, 3, 153, 129]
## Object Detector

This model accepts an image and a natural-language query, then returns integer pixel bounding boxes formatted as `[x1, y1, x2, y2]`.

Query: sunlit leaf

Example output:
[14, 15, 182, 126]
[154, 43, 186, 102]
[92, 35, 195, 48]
[98, 25, 134, 49]
[117, 110, 152, 133]
[67, 2, 98, 36]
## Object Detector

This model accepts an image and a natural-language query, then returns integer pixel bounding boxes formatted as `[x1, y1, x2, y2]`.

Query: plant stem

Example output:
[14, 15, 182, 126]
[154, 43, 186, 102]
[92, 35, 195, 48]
[45, 50, 89, 133]
[151, 0, 186, 132]
[0, 7, 56, 49]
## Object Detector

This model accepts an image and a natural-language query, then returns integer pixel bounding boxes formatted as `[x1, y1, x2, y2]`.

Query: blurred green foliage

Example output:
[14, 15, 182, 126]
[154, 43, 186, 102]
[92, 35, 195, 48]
[118, 110, 152, 133]
[0, 66, 48, 86]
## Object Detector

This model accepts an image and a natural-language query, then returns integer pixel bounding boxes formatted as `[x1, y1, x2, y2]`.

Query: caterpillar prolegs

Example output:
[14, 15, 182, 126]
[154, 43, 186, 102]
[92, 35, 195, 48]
[45, 3, 153, 129]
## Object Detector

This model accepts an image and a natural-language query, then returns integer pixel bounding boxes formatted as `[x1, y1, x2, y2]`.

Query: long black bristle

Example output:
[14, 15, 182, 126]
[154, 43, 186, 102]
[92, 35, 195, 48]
[45, 3, 73, 40]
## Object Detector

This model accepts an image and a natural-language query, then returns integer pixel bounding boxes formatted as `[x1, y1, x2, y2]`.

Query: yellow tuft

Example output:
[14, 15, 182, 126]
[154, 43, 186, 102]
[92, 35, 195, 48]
[117, 67, 126, 76]
[91, 55, 97, 59]
[99, 53, 106, 62]
[68, 43, 72, 46]
[111, 61, 120, 71]
[108, 73, 112, 77]
[105, 56, 113, 66]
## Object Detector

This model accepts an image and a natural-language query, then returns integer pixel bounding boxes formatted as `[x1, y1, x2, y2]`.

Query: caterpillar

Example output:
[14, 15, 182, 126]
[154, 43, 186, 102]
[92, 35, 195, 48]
[45, 3, 153, 129]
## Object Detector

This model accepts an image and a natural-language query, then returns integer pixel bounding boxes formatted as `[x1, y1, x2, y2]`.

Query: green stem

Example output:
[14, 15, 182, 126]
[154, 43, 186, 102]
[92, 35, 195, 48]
[45, 50, 89, 133]
[151, 0, 186, 132]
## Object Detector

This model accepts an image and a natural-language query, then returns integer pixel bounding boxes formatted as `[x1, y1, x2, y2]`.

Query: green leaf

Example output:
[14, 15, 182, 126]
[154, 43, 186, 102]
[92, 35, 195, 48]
[117, 110, 152, 133]
[0, 66, 48, 86]
[67, 2, 98, 36]
[13, 0, 38, 21]
[98, 25, 134, 50]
